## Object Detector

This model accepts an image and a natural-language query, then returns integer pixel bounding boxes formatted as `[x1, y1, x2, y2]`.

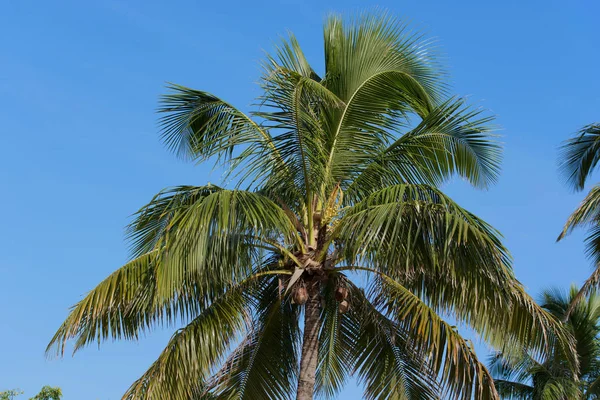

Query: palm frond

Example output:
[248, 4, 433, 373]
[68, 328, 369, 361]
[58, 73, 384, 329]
[558, 184, 600, 241]
[336, 184, 574, 367]
[122, 279, 254, 400]
[157, 189, 301, 298]
[541, 286, 600, 377]
[397, 264, 572, 371]
[314, 275, 356, 399]
[558, 185, 600, 263]
[585, 374, 600, 397]
[559, 123, 600, 191]
[323, 11, 443, 104]
[557, 184, 600, 316]
[539, 378, 582, 400]
[489, 287, 600, 400]
[321, 12, 444, 193]
[158, 84, 272, 162]
[347, 281, 440, 400]
[256, 59, 333, 203]
[488, 351, 544, 387]
[345, 98, 499, 201]
[47, 187, 301, 357]
[337, 183, 509, 271]
[47, 250, 169, 356]
[372, 273, 497, 399]
[237, 34, 344, 207]
[492, 380, 534, 399]
[159, 85, 294, 193]
[127, 185, 222, 258]
[208, 278, 301, 400]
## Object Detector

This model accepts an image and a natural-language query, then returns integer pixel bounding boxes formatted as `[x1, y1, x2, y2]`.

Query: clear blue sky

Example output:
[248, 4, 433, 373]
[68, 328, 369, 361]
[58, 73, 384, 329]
[1, 0, 599, 398]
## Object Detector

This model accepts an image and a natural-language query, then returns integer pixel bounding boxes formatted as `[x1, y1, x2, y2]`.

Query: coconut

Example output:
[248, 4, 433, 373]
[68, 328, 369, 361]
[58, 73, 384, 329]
[338, 300, 350, 314]
[335, 286, 348, 302]
[293, 286, 308, 305]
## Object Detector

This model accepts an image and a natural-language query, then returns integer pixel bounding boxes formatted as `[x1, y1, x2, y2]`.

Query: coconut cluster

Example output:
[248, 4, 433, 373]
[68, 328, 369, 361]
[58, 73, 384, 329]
[291, 282, 350, 314]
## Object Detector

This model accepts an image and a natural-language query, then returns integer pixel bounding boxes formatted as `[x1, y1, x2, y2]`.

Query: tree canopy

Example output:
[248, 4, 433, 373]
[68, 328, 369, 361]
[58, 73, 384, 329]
[0, 387, 61, 400]
[48, 11, 573, 400]
[490, 286, 600, 399]
[559, 124, 600, 309]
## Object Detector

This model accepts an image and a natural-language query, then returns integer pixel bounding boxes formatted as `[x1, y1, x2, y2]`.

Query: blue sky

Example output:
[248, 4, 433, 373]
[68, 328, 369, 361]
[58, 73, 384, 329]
[1, 0, 599, 398]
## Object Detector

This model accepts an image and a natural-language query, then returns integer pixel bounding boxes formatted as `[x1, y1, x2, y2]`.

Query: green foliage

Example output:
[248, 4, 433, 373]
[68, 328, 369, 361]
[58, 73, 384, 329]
[558, 124, 600, 305]
[0, 387, 61, 400]
[29, 387, 62, 400]
[48, 10, 569, 400]
[0, 390, 23, 400]
[490, 286, 600, 399]
[560, 124, 600, 191]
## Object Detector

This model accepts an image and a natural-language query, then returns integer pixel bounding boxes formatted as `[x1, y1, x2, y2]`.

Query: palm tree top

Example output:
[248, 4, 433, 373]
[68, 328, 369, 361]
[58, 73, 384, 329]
[159, 11, 502, 198]
[48, 11, 570, 400]
[490, 286, 600, 400]
[557, 124, 600, 309]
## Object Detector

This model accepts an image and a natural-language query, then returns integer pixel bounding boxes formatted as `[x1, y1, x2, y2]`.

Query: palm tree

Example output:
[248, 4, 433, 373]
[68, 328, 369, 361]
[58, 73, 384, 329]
[490, 286, 600, 399]
[558, 124, 600, 307]
[48, 12, 570, 400]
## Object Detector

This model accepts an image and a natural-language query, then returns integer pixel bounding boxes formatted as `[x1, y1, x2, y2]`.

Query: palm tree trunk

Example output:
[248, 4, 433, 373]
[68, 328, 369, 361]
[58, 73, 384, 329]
[296, 283, 320, 400]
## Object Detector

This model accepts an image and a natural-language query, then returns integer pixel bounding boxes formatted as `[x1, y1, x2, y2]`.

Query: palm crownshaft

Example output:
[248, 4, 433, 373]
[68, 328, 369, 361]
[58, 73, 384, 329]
[48, 12, 573, 400]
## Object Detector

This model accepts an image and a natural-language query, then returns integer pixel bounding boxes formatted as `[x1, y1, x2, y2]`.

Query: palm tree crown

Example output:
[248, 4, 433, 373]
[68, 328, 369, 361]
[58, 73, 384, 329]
[49, 12, 570, 400]
[490, 286, 600, 399]
[558, 124, 600, 306]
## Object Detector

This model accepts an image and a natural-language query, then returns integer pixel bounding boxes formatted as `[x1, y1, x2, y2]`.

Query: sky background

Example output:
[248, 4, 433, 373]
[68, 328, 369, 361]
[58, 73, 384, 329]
[1, 0, 599, 398]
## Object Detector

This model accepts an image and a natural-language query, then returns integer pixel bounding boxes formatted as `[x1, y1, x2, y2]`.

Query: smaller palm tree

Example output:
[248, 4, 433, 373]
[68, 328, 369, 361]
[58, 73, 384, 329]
[558, 124, 600, 307]
[489, 286, 600, 399]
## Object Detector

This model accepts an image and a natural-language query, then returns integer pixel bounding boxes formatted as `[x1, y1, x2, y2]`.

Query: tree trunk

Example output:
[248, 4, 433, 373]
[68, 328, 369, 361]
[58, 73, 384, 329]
[296, 282, 320, 400]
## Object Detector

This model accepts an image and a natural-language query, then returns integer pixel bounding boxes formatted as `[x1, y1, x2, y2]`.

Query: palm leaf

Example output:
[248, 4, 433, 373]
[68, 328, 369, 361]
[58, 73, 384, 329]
[492, 380, 534, 399]
[337, 183, 509, 270]
[314, 275, 356, 399]
[345, 98, 499, 202]
[336, 184, 574, 367]
[559, 123, 600, 191]
[127, 185, 222, 258]
[321, 12, 443, 193]
[347, 281, 440, 400]
[157, 189, 301, 298]
[208, 278, 301, 400]
[47, 250, 171, 356]
[122, 279, 253, 400]
[159, 84, 278, 164]
[367, 273, 497, 399]
[558, 184, 600, 262]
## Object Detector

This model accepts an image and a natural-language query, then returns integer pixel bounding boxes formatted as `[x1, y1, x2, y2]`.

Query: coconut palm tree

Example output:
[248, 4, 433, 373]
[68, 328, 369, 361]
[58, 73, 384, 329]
[48, 12, 570, 400]
[490, 286, 600, 399]
[558, 124, 600, 308]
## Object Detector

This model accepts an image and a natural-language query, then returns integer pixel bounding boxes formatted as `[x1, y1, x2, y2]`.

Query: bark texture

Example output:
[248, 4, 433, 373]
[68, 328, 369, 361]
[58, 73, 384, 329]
[296, 281, 320, 400]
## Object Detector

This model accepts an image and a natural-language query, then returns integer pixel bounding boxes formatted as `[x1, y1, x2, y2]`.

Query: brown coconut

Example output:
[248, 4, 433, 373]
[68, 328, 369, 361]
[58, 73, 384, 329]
[293, 286, 308, 305]
[335, 286, 349, 302]
[338, 300, 350, 314]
